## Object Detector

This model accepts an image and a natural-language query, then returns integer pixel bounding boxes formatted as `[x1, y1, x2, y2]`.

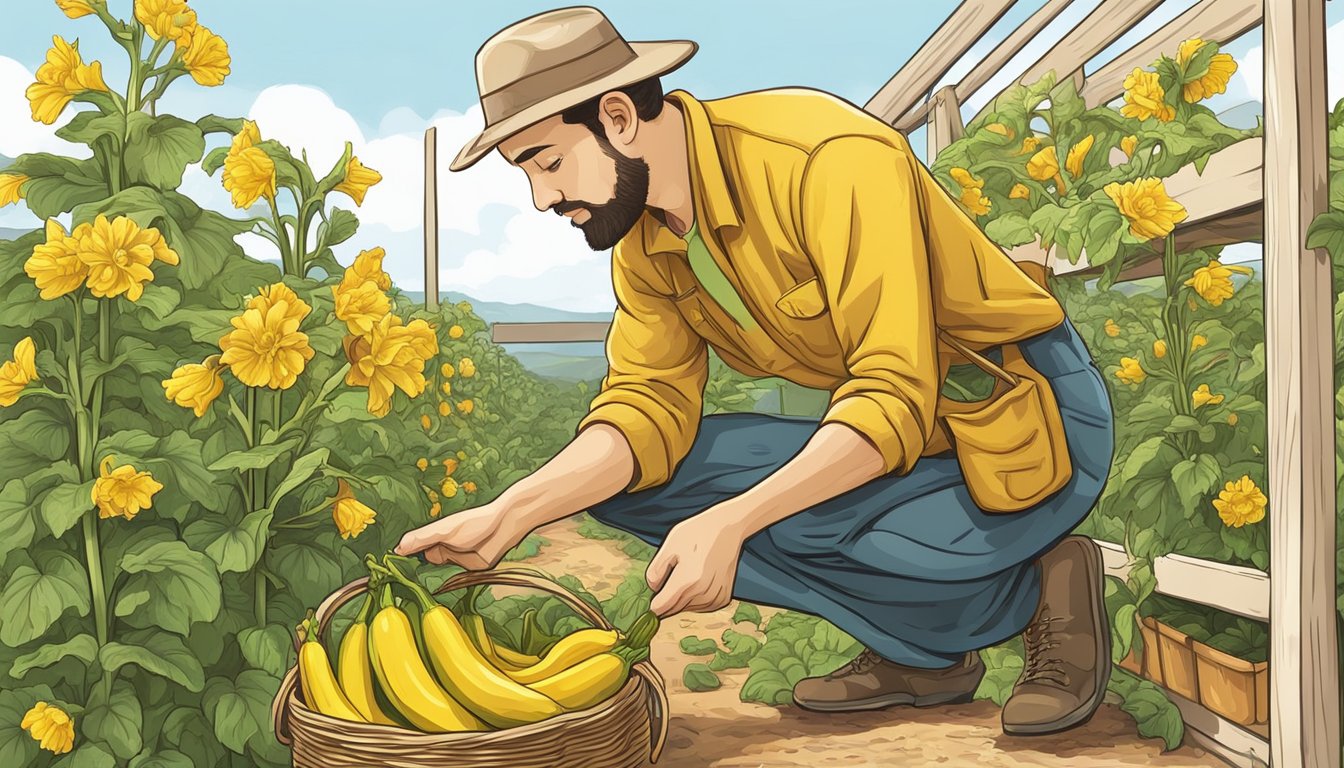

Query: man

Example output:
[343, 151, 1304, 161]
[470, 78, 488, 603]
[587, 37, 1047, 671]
[397, 6, 1117, 736]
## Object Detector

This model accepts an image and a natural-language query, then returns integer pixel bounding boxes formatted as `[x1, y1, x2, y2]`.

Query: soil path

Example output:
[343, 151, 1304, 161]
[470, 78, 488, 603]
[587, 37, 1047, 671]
[509, 517, 1226, 768]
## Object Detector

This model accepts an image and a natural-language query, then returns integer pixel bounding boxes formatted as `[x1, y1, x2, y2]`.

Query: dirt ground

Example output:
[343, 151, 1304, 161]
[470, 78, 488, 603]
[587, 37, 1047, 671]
[505, 517, 1228, 768]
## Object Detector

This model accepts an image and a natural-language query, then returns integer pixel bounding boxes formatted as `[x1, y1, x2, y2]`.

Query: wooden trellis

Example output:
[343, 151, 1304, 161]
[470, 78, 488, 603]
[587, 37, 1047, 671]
[426, 2, 1339, 765]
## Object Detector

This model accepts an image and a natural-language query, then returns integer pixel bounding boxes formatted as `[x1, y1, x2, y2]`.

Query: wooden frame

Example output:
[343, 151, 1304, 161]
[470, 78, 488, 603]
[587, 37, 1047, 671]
[424, 126, 439, 311]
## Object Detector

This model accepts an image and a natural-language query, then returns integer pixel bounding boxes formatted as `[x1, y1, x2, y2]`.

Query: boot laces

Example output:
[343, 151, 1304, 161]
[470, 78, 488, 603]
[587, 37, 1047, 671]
[830, 648, 882, 679]
[1021, 608, 1070, 686]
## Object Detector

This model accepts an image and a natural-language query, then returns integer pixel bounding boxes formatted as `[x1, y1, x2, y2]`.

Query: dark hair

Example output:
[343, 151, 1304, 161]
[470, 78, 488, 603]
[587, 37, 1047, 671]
[560, 76, 665, 136]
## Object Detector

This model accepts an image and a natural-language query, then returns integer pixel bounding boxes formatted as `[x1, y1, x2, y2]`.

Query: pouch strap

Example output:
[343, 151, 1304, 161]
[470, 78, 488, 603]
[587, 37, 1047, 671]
[937, 330, 1020, 387]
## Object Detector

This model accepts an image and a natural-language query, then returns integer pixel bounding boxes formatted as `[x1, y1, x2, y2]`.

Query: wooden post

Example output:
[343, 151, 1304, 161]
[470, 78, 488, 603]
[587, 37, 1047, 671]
[927, 85, 965, 159]
[1263, 2, 1339, 767]
[424, 126, 439, 311]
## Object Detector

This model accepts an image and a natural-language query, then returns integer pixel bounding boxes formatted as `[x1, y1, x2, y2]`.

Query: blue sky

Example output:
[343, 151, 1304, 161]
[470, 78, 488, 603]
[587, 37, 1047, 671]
[1, 1, 1341, 310]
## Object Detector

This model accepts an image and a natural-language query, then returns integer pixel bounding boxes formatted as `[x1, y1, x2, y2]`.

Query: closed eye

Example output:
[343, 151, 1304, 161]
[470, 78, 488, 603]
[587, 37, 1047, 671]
[546, 157, 562, 172]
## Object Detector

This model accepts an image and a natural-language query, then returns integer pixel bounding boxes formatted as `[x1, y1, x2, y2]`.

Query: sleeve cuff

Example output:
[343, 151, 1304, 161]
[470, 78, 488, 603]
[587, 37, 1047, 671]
[577, 401, 673, 493]
[819, 394, 919, 475]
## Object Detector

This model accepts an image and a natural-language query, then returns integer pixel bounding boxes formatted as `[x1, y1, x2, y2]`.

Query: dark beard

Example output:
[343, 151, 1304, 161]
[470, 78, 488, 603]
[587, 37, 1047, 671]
[551, 133, 650, 251]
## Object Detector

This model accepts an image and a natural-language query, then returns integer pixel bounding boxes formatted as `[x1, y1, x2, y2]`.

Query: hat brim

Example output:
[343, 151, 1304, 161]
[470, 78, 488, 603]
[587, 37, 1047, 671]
[449, 39, 698, 171]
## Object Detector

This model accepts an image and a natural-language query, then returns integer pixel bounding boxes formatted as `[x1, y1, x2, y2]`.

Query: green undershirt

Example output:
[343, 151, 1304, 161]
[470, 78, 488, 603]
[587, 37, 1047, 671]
[684, 222, 758, 330]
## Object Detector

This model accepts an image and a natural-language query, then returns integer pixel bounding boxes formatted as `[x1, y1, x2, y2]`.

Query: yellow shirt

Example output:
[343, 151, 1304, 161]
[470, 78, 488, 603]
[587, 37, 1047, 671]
[578, 88, 1065, 492]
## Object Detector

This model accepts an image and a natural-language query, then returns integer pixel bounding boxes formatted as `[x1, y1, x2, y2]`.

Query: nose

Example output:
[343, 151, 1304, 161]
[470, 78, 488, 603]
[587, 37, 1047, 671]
[531, 180, 562, 213]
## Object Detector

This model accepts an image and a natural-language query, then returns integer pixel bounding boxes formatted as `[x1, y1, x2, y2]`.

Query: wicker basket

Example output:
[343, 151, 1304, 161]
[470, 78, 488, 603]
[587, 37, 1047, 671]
[271, 568, 669, 768]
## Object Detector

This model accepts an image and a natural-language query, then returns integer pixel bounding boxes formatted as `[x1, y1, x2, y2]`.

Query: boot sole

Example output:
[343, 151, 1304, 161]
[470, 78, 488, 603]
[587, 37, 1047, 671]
[1002, 536, 1113, 736]
[792, 666, 985, 713]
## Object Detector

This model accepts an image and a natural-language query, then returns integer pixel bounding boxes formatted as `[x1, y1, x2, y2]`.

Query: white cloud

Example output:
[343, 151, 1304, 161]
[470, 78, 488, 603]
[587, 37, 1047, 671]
[0, 56, 78, 159]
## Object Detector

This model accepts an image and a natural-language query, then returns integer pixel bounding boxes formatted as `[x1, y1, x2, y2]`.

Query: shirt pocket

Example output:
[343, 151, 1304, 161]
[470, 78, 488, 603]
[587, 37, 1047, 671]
[672, 285, 732, 340]
[774, 277, 828, 319]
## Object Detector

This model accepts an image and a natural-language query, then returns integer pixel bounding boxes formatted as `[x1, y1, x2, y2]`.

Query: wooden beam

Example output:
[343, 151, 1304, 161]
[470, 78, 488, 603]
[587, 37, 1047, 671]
[926, 85, 966, 159]
[896, 0, 1076, 132]
[1166, 689, 1272, 768]
[424, 126, 439, 311]
[1080, 0, 1264, 108]
[864, 0, 1016, 125]
[1093, 539, 1270, 621]
[1263, 1, 1339, 766]
[491, 321, 611, 344]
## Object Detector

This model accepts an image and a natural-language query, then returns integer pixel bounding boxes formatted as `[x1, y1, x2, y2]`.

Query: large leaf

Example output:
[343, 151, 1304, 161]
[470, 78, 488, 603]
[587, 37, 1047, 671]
[202, 670, 280, 754]
[129, 749, 194, 768]
[158, 192, 252, 291]
[53, 742, 117, 768]
[115, 540, 222, 636]
[237, 624, 292, 678]
[99, 629, 205, 692]
[71, 185, 169, 228]
[9, 633, 97, 678]
[1170, 453, 1222, 517]
[161, 707, 226, 768]
[83, 680, 143, 761]
[267, 539, 344, 607]
[267, 447, 329, 511]
[39, 477, 94, 538]
[0, 408, 70, 484]
[0, 551, 91, 646]
[124, 113, 206, 189]
[0, 685, 54, 767]
[181, 509, 271, 574]
[985, 212, 1036, 248]
[208, 438, 301, 471]
[8, 153, 108, 218]
[0, 477, 36, 562]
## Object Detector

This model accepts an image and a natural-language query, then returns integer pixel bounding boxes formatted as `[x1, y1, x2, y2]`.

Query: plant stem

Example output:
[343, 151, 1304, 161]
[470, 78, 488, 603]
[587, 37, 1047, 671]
[246, 386, 267, 626]
[73, 297, 112, 701]
[268, 195, 294, 275]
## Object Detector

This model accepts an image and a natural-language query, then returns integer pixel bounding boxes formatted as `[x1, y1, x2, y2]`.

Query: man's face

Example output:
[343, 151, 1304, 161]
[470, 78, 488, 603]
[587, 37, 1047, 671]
[498, 115, 649, 251]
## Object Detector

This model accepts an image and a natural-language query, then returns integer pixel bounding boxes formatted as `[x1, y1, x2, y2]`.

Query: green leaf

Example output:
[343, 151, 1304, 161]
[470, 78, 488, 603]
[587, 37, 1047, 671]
[8, 153, 108, 219]
[161, 707, 226, 768]
[0, 478, 36, 561]
[0, 409, 70, 488]
[201, 145, 230, 175]
[84, 680, 143, 761]
[267, 448, 329, 511]
[1170, 454, 1222, 517]
[182, 509, 271, 574]
[600, 572, 654, 633]
[158, 193, 252, 291]
[40, 478, 93, 537]
[10, 634, 97, 678]
[196, 114, 244, 136]
[321, 207, 359, 248]
[708, 628, 762, 671]
[0, 685, 54, 767]
[99, 629, 205, 692]
[985, 212, 1036, 248]
[203, 670, 280, 754]
[115, 540, 222, 636]
[55, 110, 126, 147]
[71, 185, 169, 229]
[129, 749, 194, 768]
[134, 283, 180, 320]
[731, 602, 763, 627]
[238, 624, 293, 678]
[53, 742, 117, 768]
[208, 438, 301, 471]
[975, 643, 1025, 706]
[679, 636, 719, 656]
[1114, 670, 1184, 750]
[267, 540, 345, 608]
[0, 551, 91, 645]
[124, 113, 206, 189]
[681, 663, 721, 691]
[1117, 435, 1170, 488]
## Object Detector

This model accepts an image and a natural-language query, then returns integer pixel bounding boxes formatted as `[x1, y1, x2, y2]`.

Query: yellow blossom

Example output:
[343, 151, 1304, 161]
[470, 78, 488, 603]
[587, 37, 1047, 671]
[1227, 412, 1238, 426]
[247, 282, 311, 326]
[1018, 136, 1041, 155]
[1191, 383, 1225, 409]
[77, 214, 179, 301]
[222, 146, 275, 209]
[1191, 334, 1208, 351]
[1120, 68, 1175, 122]
[1026, 146, 1064, 193]
[335, 156, 383, 206]
[332, 279, 391, 335]
[442, 458, 458, 475]
[441, 477, 459, 498]
[0, 337, 37, 407]
[449, 325, 464, 339]
[456, 450, 467, 460]
[134, 0, 196, 41]
[1176, 38, 1237, 103]
[950, 168, 983, 189]
[1115, 357, 1146, 385]
[331, 480, 376, 539]
[984, 123, 1013, 139]
[1153, 339, 1167, 358]
[1213, 475, 1267, 527]
[1103, 178, 1188, 240]
[0, 173, 28, 207]
[21, 702, 74, 755]
[429, 502, 441, 518]
[438, 401, 450, 417]
[343, 314, 438, 416]
[427, 489, 438, 502]
[1188, 298, 1198, 312]
[458, 357, 476, 378]
[91, 455, 163, 520]
[463, 481, 477, 493]
[180, 25, 230, 86]
[218, 304, 314, 389]
[162, 354, 224, 417]
[347, 247, 392, 291]
[958, 185, 991, 216]
[1104, 319, 1120, 338]
[457, 398, 474, 414]
[231, 119, 261, 154]
[1184, 259, 1253, 307]
[56, 0, 97, 18]
[1065, 134, 1094, 178]
[26, 35, 109, 124]
[441, 362, 455, 378]
[1009, 183, 1030, 200]
[416, 458, 428, 471]
[1120, 135, 1138, 159]
[441, 380, 451, 396]
[456, 300, 472, 313]
[25, 219, 89, 300]
[420, 414, 431, 430]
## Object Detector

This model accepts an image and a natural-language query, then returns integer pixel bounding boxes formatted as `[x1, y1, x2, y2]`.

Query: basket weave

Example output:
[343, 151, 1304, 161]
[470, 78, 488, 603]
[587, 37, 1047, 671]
[271, 567, 669, 768]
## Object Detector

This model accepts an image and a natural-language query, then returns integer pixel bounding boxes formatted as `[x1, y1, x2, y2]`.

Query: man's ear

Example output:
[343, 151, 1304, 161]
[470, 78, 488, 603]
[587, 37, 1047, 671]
[597, 91, 638, 148]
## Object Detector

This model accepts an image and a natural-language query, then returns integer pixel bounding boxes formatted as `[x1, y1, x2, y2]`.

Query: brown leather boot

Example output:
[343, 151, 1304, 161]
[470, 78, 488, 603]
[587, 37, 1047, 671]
[792, 648, 984, 712]
[1002, 535, 1111, 735]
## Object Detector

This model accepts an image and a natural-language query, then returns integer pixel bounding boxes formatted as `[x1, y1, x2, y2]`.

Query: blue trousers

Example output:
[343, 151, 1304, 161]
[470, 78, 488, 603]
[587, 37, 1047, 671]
[588, 317, 1115, 668]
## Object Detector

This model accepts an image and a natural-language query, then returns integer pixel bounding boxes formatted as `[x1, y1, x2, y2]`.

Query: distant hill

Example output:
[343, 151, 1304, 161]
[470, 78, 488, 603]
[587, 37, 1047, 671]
[0, 227, 34, 242]
[399, 290, 612, 325]
[0, 155, 11, 171]
[1215, 101, 1263, 131]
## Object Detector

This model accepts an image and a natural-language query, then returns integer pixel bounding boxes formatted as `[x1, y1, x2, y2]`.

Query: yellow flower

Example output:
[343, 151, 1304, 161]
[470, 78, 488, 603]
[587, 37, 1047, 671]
[331, 479, 376, 539]
[91, 455, 163, 521]
[441, 380, 451, 396]
[231, 119, 262, 154]
[416, 458, 428, 471]
[456, 450, 467, 460]
[21, 702, 74, 755]
[218, 304, 314, 390]
[343, 314, 438, 416]
[1104, 178, 1188, 240]
[1120, 135, 1138, 159]
[1184, 259, 1253, 307]
[1213, 475, 1267, 527]
[26, 35, 109, 124]
[441, 361, 455, 378]
[958, 185, 991, 216]
[949, 167, 983, 189]
[1120, 68, 1175, 122]
[1018, 136, 1041, 155]
[420, 414, 431, 430]
[438, 401, 450, 417]
[442, 457, 458, 475]
[56, 0, 98, 18]
[1065, 135, 1094, 178]
[1227, 412, 1238, 426]
[0, 173, 28, 207]
[347, 247, 392, 291]
[1191, 383, 1225, 409]
[1103, 319, 1120, 338]
[335, 156, 383, 207]
[1177, 38, 1237, 103]
[463, 481, 477, 493]
[162, 354, 224, 417]
[222, 146, 276, 209]
[77, 214, 179, 301]
[0, 337, 37, 407]
[1026, 146, 1060, 182]
[1190, 334, 1208, 351]
[429, 502, 441, 518]
[984, 123, 1013, 139]
[457, 398, 474, 414]
[441, 477, 459, 498]
[180, 25, 230, 86]
[332, 279, 391, 335]
[134, 0, 196, 41]
[1115, 357, 1146, 385]
[448, 325, 464, 339]
[1009, 183, 1030, 200]
[458, 357, 476, 378]
[457, 300, 472, 313]
[247, 282, 311, 326]
[25, 219, 89, 300]
[427, 489, 438, 502]
[1153, 339, 1167, 358]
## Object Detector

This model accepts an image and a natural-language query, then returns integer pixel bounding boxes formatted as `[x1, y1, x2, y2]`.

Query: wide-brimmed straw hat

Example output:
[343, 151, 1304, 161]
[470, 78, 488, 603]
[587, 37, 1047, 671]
[450, 6, 697, 171]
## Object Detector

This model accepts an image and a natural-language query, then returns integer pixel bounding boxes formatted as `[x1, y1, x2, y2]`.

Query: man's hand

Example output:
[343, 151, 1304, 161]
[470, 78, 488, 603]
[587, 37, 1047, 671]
[646, 512, 746, 617]
[394, 501, 527, 570]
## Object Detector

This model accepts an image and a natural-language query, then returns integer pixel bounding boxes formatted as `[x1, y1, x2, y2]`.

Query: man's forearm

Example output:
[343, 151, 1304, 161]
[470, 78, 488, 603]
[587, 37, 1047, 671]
[499, 422, 637, 529]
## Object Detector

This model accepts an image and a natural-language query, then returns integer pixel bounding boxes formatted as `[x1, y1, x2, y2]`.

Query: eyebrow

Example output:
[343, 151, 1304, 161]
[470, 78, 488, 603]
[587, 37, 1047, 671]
[510, 144, 553, 165]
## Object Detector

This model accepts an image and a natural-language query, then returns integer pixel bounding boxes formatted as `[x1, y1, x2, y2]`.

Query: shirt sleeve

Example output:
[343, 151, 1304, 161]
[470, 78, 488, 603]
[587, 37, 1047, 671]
[576, 245, 709, 492]
[798, 135, 942, 476]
